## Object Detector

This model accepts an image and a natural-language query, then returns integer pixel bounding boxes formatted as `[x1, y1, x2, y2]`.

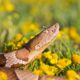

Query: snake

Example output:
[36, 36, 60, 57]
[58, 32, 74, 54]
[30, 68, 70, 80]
[0, 23, 65, 80]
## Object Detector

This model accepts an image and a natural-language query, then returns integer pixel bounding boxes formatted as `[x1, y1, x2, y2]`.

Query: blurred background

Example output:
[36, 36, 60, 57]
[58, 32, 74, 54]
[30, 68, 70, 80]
[0, 0, 80, 52]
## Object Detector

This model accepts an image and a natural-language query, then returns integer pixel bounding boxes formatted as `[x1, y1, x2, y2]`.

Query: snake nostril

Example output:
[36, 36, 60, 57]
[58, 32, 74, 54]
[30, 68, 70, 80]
[52, 27, 56, 33]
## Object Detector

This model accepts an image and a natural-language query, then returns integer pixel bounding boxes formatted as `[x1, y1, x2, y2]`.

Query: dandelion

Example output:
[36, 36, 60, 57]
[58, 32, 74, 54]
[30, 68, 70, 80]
[40, 61, 58, 76]
[0, 71, 7, 80]
[57, 32, 62, 39]
[43, 51, 58, 64]
[57, 28, 69, 40]
[16, 37, 28, 48]
[3, 1, 15, 12]
[21, 22, 40, 35]
[17, 41, 23, 47]
[57, 30, 65, 39]
[69, 27, 78, 39]
[50, 53, 58, 64]
[57, 58, 72, 69]
[33, 69, 42, 75]
[66, 70, 80, 80]
[30, 24, 39, 32]
[69, 27, 80, 43]
[43, 51, 52, 59]
[72, 54, 80, 64]
[14, 33, 23, 42]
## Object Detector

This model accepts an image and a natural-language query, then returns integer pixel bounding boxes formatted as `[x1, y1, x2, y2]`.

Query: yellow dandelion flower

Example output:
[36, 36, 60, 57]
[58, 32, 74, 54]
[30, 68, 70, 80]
[33, 69, 42, 75]
[69, 27, 80, 43]
[57, 58, 72, 69]
[40, 62, 57, 76]
[43, 51, 52, 59]
[0, 71, 7, 80]
[50, 53, 58, 64]
[57, 30, 65, 39]
[69, 27, 78, 39]
[57, 32, 62, 39]
[17, 42, 23, 47]
[43, 51, 58, 64]
[15, 33, 23, 41]
[45, 66, 58, 76]
[21, 22, 30, 34]
[40, 61, 49, 71]
[63, 28, 69, 33]
[3, 1, 15, 12]
[66, 70, 80, 80]
[30, 24, 39, 32]
[72, 54, 80, 64]
[57, 28, 69, 40]
[21, 22, 40, 34]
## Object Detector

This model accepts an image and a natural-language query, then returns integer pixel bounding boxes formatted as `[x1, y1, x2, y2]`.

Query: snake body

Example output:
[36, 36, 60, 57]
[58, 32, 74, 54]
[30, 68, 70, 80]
[0, 23, 63, 80]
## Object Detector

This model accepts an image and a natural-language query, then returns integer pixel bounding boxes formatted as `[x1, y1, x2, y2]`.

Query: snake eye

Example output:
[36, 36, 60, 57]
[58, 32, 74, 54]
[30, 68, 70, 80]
[52, 29, 55, 32]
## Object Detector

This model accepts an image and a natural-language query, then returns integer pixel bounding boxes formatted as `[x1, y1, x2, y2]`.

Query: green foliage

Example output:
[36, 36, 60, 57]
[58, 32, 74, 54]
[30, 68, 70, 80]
[27, 59, 40, 71]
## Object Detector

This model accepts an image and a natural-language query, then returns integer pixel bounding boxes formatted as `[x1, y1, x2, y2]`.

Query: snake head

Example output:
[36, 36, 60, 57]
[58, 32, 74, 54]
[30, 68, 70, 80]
[26, 23, 60, 51]
[26, 23, 60, 63]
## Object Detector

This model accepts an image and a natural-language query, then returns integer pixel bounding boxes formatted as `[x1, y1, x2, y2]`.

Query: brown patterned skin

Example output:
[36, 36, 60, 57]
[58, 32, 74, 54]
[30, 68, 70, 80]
[0, 23, 59, 68]
[16, 48, 29, 61]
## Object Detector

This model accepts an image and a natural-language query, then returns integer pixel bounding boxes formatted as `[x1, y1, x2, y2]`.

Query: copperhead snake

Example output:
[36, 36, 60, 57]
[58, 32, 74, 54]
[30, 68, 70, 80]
[0, 23, 64, 80]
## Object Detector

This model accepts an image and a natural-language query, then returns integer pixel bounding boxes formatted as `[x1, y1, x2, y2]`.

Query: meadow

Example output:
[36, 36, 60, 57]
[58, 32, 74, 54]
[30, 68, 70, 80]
[0, 0, 80, 80]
